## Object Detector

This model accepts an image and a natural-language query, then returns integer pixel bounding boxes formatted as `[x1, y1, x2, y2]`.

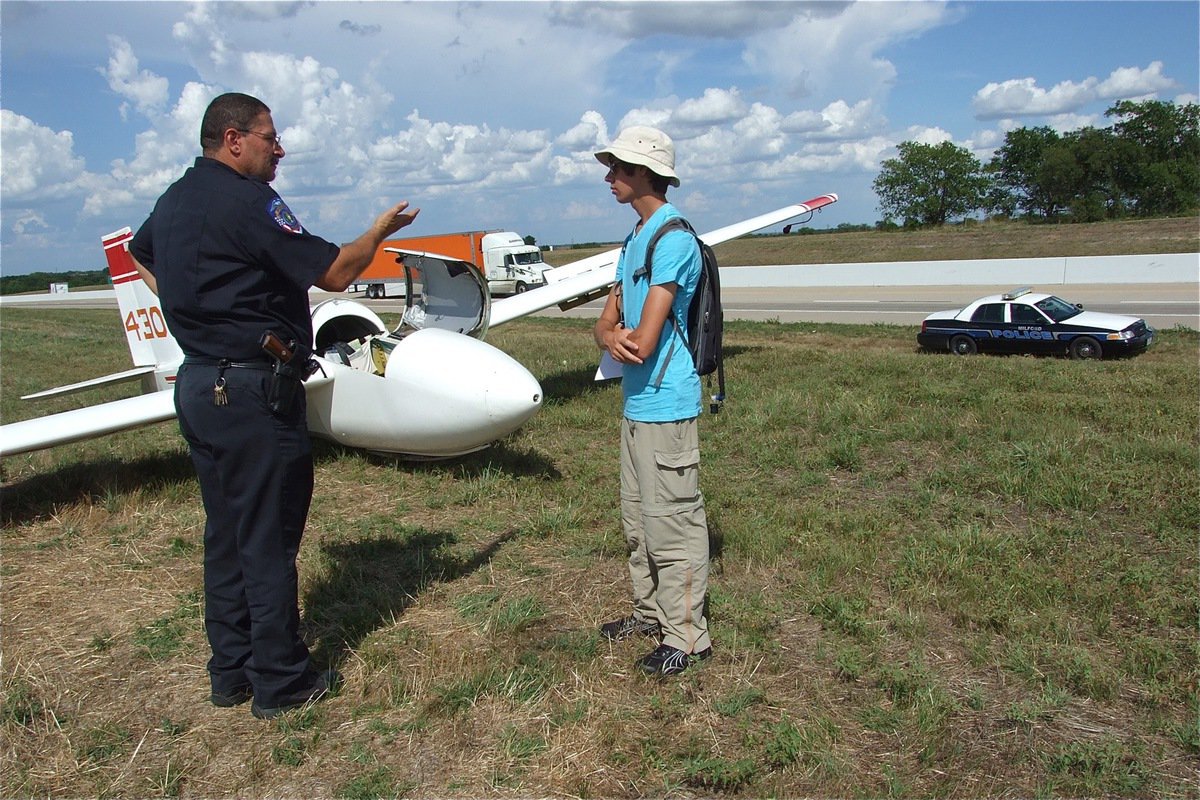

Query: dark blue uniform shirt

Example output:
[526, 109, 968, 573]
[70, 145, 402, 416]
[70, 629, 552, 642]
[130, 157, 340, 360]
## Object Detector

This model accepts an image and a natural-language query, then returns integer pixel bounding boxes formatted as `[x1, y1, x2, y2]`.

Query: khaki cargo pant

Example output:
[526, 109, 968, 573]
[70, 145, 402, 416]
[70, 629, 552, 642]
[620, 417, 712, 654]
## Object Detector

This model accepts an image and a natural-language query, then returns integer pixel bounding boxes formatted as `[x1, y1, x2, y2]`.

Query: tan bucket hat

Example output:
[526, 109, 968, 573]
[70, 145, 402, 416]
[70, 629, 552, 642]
[594, 126, 680, 187]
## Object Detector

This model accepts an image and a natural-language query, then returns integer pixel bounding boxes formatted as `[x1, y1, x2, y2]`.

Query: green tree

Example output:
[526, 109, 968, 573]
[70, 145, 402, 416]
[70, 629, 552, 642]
[1036, 141, 1083, 219]
[873, 141, 989, 227]
[1107, 100, 1200, 215]
[986, 126, 1064, 219]
[1062, 126, 1128, 221]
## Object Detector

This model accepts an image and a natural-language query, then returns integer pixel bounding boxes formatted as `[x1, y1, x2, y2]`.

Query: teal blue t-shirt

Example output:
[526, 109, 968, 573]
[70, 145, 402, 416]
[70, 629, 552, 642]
[614, 204, 703, 422]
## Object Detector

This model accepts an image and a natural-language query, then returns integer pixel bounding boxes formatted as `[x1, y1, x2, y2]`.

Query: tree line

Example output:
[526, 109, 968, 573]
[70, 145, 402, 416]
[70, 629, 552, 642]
[872, 100, 1199, 227]
[0, 270, 110, 295]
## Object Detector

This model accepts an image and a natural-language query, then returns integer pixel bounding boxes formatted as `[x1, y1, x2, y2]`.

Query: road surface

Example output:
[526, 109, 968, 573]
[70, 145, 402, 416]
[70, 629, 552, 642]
[525, 284, 1198, 329]
[4, 283, 1196, 329]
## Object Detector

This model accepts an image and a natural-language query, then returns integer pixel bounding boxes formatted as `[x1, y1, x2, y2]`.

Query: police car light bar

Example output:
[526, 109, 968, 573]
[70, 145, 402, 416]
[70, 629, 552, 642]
[1002, 287, 1033, 300]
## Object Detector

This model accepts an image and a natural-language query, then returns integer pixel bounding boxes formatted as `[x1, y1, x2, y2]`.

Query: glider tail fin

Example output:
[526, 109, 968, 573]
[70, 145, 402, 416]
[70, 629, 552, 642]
[101, 227, 183, 385]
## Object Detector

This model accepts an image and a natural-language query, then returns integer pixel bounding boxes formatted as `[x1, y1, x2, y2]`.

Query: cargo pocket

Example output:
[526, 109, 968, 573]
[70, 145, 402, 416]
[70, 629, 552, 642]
[654, 447, 700, 505]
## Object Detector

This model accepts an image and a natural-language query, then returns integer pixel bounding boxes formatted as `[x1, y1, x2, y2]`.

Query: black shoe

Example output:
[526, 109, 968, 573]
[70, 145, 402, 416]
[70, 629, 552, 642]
[210, 684, 252, 707]
[637, 644, 712, 676]
[250, 670, 340, 719]
[600, 615, 661, 641]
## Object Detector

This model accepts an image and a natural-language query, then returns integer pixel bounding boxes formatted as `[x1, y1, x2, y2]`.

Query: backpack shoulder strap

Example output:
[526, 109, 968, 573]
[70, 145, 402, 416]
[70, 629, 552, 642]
[639, 216, 700, 389]
[635, 216, 694, 282]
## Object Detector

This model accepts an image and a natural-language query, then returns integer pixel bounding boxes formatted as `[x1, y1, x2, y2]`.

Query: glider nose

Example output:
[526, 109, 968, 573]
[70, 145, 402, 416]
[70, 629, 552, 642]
[487, 364, 543, 430]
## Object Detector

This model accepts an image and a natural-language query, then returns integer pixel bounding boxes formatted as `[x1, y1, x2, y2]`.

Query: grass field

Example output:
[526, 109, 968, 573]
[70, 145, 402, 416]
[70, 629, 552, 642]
[2, 305, 1197, 798]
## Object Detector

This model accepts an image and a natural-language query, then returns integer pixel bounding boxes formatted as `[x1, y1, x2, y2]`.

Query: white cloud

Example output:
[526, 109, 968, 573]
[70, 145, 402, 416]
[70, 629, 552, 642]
[617, 106, 675, 133]
[549, 153, 598, 187]
[648, 48, 691, 98]
[732, 103, 787, 149]
[80, 71, 214, 217]
[0, 111, 89, 200]
[673, 88, 747, 128]
[769, 135, 894, 176]
[973, 62, 1178, 119]
[973, 77, 1095, 119]
[556, 111, 609, 151]
[907, 126, 954, 146]
[558, 200, 608, 223]
[1097, 61, 1175, 100]
[889, 125, 1007, 165]
[682, 189, 715, 213]
[781, 109, 829, 135]
[223, 2, 310, 22]
[363, 111, 551, 195]
[812, 99, 882, 141]
[11, 211, 48, 236]
[967, 126, 1005, 155]
[101, 36, 170, 119]
[741, 1, 959, 100]
[594, 92, 885, 191]
[339, 19, 382, 37]
[547, 1, 808, 39]
[1050, 113, 1105, 134]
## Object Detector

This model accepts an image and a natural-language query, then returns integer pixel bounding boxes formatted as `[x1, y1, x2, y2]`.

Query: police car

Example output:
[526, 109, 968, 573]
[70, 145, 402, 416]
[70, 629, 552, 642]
[917, 287, 1155, 359]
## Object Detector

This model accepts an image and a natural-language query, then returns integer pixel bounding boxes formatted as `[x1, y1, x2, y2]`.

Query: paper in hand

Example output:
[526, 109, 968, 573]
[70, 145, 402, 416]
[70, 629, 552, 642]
[594, 350, 623, 381]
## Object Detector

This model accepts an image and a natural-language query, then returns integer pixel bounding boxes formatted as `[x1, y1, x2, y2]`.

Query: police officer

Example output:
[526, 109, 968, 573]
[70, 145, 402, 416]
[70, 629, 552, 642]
[130, 92, 419, 719]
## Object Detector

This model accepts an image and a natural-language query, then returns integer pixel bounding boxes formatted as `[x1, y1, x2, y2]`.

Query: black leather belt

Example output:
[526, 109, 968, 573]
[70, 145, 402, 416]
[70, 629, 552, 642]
[183, 357, 273, 371]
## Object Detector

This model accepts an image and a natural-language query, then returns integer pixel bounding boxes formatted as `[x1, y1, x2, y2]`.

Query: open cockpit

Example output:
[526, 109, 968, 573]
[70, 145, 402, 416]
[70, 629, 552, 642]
[311, 251, 491, 377]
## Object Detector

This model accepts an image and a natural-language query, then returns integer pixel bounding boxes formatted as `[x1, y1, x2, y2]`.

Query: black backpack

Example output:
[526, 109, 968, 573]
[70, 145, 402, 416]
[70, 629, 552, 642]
[638, 217, 725, 413]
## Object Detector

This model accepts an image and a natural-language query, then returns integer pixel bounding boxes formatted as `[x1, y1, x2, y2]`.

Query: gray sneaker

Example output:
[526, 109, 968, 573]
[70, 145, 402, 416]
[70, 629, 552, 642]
[637, 644, 712, 676]
[599, 615, 661, 641]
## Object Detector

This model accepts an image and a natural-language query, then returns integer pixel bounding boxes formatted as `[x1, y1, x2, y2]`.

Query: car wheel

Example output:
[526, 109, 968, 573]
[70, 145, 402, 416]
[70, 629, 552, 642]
[950, 335, 977, 356]
[1070, 337, 1101, 360]
[515, 282, 528, 294]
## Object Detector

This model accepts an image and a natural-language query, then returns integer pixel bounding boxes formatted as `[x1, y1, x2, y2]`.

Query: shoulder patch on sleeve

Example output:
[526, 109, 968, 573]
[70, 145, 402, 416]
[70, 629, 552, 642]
[268, 197, 304, 234]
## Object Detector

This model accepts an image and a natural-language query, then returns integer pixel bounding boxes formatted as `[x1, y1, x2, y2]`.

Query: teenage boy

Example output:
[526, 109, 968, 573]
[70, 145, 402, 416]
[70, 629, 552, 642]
[592, 126, 712, 676]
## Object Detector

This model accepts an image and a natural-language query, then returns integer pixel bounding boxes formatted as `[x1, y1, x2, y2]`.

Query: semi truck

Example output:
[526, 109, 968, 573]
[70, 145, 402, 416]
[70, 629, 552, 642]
[352, 230, 548, 298]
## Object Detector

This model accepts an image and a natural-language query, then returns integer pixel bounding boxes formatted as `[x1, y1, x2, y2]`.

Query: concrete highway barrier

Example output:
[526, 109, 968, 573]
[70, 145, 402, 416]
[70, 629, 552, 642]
[720, 252, 1198, 288]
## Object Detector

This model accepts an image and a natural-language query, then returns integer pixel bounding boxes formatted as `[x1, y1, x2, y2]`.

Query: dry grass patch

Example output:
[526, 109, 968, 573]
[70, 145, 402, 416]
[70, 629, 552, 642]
[3, 305, 1197, 798]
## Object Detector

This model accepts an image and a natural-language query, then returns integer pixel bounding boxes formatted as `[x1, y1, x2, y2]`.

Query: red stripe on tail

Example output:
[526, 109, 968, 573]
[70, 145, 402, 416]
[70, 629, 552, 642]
[101, 227, 139, 284]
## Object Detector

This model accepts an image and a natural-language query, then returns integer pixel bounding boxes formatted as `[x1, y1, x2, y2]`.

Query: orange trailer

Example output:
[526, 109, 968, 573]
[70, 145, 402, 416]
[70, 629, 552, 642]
[353, 230, 546, 298]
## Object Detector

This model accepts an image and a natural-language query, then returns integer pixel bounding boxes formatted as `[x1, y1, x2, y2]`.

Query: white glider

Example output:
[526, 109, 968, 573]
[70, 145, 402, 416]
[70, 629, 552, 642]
[0, 194, 837, 459]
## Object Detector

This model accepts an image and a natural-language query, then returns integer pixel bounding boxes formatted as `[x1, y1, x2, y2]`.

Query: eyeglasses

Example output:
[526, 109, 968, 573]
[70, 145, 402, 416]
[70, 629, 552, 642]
[605, 157, 633, 174]
[237, 129, 282, 147]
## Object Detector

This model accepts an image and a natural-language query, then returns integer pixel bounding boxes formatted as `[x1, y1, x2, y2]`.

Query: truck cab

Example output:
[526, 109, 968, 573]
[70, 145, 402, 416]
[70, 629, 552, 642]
[480, 232, 547, 295]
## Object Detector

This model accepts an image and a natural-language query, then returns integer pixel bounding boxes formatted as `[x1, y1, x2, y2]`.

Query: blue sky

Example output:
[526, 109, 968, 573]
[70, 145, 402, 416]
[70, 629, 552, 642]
[2, 1, 1196, 276]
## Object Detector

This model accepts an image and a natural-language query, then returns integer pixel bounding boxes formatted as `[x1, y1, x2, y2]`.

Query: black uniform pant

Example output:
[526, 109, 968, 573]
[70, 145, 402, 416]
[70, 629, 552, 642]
[175, 361, 314, 707]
